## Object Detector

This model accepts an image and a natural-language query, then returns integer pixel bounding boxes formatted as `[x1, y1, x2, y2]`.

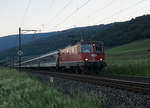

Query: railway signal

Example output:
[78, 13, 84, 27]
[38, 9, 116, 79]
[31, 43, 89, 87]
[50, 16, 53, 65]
[17, 50, 23, 56]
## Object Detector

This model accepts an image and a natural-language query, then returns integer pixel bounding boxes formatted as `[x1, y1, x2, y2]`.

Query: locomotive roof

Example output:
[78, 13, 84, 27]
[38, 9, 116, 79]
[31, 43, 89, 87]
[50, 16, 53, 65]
[59, 40, 104, 51]
[79, 40, 103, 45]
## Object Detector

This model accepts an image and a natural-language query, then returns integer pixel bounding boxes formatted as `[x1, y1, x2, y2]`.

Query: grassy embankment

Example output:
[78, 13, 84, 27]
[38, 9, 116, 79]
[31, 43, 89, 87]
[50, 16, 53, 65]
[0, 67, 103, 108]
[104, 39, 150, 77]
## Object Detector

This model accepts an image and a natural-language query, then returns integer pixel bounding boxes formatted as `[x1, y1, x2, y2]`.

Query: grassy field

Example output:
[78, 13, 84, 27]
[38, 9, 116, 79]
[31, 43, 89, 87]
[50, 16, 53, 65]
[104, 39, 150, 77]
[106, 39, 150, 54]
[0, 67, 103, 108]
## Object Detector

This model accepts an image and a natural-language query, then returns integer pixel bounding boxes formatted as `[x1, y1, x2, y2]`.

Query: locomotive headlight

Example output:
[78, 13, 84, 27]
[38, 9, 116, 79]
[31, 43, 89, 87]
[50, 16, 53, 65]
[99, 58, 103, 61]
[85, 58, 88, 61]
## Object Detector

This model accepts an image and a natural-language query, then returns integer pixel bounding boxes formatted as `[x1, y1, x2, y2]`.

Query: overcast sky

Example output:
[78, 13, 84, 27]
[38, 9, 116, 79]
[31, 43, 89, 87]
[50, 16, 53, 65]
[0, 0, 150, 37]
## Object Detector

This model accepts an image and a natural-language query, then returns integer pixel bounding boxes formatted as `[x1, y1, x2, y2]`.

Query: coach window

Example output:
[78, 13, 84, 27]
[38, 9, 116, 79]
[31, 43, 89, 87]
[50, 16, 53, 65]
[67, 49, 69, 54]
[72, 48, 74, 53]
[61, 51, 64, 55]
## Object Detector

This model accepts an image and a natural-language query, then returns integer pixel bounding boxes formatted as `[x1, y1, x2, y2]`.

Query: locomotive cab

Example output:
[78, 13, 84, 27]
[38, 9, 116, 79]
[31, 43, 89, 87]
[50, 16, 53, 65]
[80, 41, 105, 62]
[79, 41, 106, 72]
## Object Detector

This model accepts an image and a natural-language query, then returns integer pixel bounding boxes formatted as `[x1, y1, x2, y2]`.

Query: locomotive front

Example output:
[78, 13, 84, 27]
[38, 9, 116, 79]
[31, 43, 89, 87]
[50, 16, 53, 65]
[79, 41, 106, 72]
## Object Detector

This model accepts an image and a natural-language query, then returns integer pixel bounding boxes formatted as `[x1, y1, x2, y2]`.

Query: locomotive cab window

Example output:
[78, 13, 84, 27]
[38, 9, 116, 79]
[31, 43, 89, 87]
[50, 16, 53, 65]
[95, 44, 103, 53]
[80, 44, 92, 53]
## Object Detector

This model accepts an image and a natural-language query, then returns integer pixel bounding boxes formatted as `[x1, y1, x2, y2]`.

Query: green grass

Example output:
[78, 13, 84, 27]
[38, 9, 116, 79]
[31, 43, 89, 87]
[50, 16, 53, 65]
[0, 67, 103, 108]
[103, 64, 150, 77]
[106, 39, 150, 55]
[104, 39, 150, 77]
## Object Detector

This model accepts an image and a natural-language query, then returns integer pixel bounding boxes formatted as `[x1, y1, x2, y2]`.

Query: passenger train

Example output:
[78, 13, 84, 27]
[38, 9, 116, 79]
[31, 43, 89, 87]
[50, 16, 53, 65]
[18, 40, 106, 73]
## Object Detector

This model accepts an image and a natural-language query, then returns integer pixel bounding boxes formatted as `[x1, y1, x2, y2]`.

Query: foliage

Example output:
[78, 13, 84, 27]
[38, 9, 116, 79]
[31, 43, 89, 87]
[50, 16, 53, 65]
[106, 39, 150, 55]
[103, 63, 150, 77]
[104, 39, 150, 77]
[0, 67, 103, 108]
[95, 15, 150, 47]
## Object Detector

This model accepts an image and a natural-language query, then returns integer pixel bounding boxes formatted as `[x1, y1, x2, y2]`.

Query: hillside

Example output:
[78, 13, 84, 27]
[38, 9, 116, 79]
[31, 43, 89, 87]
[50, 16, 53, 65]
[106, 39, 150, 55]
[94, 15, 150, 46]
[0, 32, 57, 52]
[105, 39, 150, 65]
[104, 39, 150, 76]
[0, 14, 150, 60]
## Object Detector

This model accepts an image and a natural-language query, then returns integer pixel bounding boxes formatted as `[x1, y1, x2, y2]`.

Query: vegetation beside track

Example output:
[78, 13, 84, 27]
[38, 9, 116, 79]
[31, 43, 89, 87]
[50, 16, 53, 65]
[104, 39, 150, 77]
[0, 67, 103, 108]
[103, 64, 150, 77]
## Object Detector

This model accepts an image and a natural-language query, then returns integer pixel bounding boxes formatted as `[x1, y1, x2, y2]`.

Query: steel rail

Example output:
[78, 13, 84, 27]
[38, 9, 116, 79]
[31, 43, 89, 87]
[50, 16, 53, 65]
[25, 70, 150, 95]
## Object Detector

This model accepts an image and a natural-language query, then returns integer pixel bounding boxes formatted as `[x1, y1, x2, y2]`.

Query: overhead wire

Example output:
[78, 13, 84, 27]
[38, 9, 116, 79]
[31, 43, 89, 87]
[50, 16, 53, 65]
[86, 0, 118, 25]
[43, 0, 148, 32]
[48, 0, 72, 24]
[92, 0, 115, 16]
[116, 0, 149, 19]
[94, 0, 148, 24]
[59, 0, 92, 25]
[53, 0, 117, 30]
[46, 0, 92, 31]
[21, 0, 32, 27]
[88, 0, 149, 44]
[49, 0, 54, 10]
[40, 0, 55, 31]
[46, 0, 115, 31]
[47, 0, 55, 20]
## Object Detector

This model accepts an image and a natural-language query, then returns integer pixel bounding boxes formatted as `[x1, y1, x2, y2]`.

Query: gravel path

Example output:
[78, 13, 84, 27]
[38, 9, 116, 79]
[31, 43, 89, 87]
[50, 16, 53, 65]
[27, 72, 150, 108]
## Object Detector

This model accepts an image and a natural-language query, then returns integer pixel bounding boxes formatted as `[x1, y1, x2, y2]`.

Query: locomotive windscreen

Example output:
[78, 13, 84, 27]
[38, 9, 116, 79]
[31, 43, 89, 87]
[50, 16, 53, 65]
[95, 43, 103, 53]
[80, 44, 92, 53]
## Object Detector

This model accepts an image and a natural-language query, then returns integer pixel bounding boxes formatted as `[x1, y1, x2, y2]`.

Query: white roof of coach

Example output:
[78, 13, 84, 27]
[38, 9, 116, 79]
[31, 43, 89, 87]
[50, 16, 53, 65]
[21, 50, 58, 64]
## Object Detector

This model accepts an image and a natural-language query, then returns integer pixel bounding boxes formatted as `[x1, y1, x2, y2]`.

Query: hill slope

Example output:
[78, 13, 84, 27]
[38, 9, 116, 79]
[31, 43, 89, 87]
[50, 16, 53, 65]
[0, 32, 57, 52]
[94, 15, 150, 46]
[0, 14, 150, 60]
[104, 39, 150, 77]
[105, 39, 150, 66]
[106, 39, 150, 55]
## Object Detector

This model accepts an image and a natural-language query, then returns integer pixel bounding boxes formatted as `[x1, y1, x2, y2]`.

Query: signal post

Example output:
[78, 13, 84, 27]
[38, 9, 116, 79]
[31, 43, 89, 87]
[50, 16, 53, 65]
[18, 27, 40, 71]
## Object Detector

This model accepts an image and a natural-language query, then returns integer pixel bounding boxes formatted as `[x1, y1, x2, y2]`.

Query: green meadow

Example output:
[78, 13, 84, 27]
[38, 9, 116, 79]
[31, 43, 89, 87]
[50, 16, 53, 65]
[0, 67, 103, 108]
[104, 39, 150, 77]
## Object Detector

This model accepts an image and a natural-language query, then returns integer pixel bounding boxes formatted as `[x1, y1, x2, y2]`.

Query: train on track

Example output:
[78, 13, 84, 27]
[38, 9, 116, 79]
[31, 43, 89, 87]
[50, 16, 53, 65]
[16, 40, 106, 73]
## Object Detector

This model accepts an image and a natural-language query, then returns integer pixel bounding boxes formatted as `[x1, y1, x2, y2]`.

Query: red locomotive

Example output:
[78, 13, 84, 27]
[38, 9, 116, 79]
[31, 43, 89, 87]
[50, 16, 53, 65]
[58, 40, 106, 73]
[20, 40, 106, 74]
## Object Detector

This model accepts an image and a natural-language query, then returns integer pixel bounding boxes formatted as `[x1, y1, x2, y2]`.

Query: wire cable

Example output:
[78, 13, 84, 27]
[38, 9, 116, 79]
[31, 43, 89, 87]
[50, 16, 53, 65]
[49, 0, 54, 10]
[93, 0, 115, 15]
[87, 0, 118, 25]
[60, 0, 92, 25]
[116, 0, 149, 19]
[21, 0, 32, 27]
[48, 0, 72, 24]
[94, 0, 147, 24]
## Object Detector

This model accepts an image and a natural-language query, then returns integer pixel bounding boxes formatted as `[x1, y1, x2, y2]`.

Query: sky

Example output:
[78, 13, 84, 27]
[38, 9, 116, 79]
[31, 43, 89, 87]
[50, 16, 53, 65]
[0, 0, 150, 37]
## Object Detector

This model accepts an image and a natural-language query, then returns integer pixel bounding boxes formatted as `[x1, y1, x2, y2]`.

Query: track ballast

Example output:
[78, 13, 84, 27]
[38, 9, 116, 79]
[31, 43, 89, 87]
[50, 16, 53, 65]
[24, 69, 150, 95]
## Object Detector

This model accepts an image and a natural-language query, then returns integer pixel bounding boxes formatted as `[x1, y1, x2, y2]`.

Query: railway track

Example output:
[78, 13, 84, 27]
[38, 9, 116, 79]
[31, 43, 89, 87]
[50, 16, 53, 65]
[24, 69, 150, 95]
